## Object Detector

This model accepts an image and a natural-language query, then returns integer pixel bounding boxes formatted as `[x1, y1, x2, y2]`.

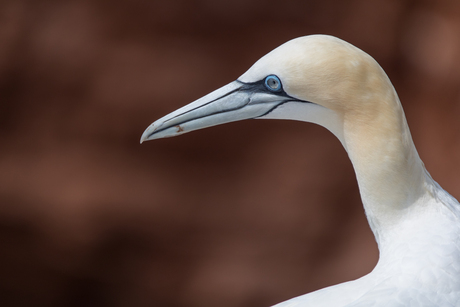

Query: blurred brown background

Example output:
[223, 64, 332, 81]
[1, 0, 460, 306]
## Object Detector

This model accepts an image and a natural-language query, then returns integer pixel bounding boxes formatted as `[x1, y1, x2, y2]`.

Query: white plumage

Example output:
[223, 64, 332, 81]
[141, 35, 460, 306]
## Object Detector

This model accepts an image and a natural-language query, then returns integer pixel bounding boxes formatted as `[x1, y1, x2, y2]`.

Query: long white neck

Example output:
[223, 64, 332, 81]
[342, 93, 430, 248]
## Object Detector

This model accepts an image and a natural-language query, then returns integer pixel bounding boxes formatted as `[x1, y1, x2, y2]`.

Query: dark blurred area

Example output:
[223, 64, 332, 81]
[1, 0, 460, 306]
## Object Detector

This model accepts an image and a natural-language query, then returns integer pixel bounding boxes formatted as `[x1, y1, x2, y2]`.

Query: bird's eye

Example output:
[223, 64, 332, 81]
[264, 75, 282, 92]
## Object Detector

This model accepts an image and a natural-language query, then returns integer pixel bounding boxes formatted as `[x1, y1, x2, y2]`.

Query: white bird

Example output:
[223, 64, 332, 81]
[141, 35, 460, 306]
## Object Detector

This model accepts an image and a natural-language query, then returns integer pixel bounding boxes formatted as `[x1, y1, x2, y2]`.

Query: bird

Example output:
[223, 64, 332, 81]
[140, 35, 460, 306]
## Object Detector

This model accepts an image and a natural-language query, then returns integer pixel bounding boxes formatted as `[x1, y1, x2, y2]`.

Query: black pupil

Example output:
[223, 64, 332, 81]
[268, 78, 278, 89]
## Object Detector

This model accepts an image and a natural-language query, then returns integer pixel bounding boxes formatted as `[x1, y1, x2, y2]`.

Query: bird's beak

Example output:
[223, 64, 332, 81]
[140, 80, 290, 143]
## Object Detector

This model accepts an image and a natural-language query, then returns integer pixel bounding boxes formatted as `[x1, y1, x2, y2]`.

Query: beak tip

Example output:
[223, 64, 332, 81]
[140, 125, 155, 144]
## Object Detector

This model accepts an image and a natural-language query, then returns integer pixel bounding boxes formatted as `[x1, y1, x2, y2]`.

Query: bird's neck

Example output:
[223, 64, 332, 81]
[342, 95, 431, 248]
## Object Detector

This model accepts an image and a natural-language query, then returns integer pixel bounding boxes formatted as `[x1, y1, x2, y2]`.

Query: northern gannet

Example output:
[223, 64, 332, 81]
[140, 35, 460, 306]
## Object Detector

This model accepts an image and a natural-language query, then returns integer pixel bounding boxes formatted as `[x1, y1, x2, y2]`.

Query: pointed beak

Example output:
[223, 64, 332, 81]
[140, 80, 289, 143]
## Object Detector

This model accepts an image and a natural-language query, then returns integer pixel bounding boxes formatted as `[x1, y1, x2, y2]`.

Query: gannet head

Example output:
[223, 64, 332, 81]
[141, 35, 430, 243]
[141, 35, 398, 148]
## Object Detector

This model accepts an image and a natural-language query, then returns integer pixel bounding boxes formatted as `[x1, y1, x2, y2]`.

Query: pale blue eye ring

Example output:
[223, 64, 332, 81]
[264, 75, 282, 92]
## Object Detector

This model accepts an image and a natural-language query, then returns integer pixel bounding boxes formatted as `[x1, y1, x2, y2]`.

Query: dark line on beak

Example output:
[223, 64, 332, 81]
[162, 86, 243, 126]
[255, 99, 315, 118]
[147, 79, 314, 139]
[146, 95, 251, 139]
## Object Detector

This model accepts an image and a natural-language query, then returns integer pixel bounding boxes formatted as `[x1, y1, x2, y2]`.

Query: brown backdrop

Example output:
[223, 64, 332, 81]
[1, 0, 460, 306]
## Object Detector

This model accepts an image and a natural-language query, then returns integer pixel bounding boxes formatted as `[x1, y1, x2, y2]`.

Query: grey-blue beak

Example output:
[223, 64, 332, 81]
[140, 79, 294, 143]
